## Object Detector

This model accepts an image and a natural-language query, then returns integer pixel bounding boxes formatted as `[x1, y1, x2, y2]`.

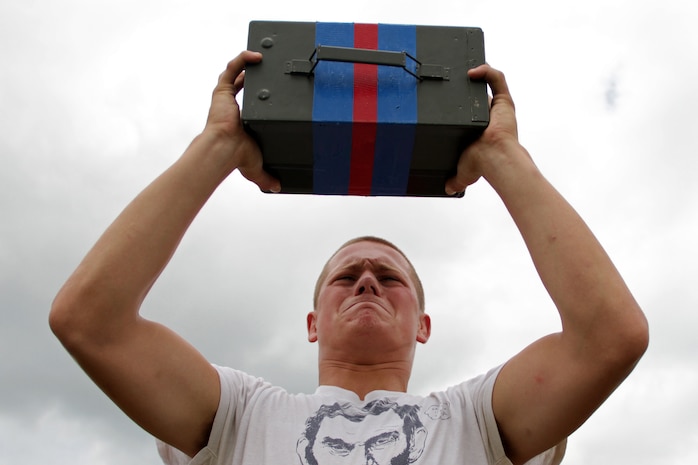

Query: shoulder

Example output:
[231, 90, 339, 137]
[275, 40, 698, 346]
[435, 365, 504, 404]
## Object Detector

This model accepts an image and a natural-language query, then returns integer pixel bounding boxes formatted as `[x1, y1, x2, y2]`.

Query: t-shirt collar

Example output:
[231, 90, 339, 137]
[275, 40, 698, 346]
[314, 385, 404, 402]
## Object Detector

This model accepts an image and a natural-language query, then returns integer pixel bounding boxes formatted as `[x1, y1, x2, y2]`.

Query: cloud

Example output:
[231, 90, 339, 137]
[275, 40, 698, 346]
[2, 1, 697, 464]
[604, 74, 619, 110]
[0, 406, 156, 465]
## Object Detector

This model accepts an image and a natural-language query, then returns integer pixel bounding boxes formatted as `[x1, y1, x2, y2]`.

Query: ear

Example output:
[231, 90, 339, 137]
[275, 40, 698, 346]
[416, 313, 431, 344]
[296, 437, 311, 465]
[307, 311, 318, 343]
[408, 427, 428, 462]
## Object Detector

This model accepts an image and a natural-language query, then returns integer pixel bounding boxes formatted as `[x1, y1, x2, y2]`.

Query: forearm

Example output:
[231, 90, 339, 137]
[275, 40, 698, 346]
[459, 65, 648, 463]
[483, 141, 646, 351]
[52, 130, 236, 334]
[48, 54, 275, 457]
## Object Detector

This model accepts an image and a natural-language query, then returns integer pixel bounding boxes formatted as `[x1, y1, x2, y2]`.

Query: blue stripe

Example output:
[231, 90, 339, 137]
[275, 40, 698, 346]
[371, 24, 417, 195]
[312, 22, 354, 194]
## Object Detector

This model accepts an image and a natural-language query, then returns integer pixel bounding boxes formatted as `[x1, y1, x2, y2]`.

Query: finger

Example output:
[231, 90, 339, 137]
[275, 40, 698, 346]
[468, 64, 515, 110]
[216, 51, 262, 92]
[232, 71, 246, 95]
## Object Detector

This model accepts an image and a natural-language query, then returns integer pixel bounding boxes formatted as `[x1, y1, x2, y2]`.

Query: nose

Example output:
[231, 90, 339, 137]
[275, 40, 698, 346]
[355, 271, 380, 297]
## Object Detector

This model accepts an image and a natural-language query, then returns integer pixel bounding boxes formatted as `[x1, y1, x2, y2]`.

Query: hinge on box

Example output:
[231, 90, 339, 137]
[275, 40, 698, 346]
[285, 45, 450, 81]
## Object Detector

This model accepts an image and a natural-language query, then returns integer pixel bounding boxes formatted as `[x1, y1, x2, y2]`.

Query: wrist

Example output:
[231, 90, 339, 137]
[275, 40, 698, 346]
[479, 139, 538, 187]
[188, 129, 242, 178]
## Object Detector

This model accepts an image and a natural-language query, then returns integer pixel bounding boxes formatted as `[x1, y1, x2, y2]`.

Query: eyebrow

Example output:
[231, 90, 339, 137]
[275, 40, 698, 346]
[321, 436, 354, 451]
[333, 259, 405, 277]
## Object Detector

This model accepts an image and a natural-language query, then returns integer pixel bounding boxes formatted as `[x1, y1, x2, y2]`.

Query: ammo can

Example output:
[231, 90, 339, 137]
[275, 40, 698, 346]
[242, 21, 489, 197]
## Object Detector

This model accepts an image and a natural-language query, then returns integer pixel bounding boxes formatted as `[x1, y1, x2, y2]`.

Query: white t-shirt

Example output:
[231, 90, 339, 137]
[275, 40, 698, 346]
[158, 365, 566, 465]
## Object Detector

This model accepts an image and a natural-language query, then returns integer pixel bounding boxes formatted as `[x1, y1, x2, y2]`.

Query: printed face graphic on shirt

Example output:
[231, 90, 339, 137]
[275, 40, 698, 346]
[297, 399, 427, 465]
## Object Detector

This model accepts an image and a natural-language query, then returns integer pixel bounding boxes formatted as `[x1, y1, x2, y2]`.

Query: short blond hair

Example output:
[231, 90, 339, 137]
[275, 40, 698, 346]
[313, 236, 425, 311]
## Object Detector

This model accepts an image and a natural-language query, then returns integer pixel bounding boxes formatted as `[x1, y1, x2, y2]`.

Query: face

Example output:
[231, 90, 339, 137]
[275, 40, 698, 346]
[308, 241, 430, 359]
[311, 411, 409, 465]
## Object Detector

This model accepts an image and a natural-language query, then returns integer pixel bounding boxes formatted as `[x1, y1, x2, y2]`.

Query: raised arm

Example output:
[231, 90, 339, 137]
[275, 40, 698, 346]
[447, 65, 649, 464]
[49, 51, 279, 458]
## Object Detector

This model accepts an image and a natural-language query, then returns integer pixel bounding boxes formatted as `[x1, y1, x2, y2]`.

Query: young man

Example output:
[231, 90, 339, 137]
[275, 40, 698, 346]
[50, 51, 648, 465]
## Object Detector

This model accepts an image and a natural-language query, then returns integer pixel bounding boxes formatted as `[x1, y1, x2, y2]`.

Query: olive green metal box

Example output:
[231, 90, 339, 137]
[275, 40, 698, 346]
[242, 21, 489, 197]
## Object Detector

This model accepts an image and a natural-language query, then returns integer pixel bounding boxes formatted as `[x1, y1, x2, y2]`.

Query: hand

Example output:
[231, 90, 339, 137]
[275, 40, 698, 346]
[445, 64, 523, 196]
[205, 51, 280, 192]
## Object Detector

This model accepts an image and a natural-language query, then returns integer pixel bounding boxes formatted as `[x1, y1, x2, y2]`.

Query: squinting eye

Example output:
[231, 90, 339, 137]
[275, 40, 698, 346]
[374, 435, 397, 447]
[322, 438, 354, 456]
[368, 431, 400, 450]
[327, 444, 352, 456]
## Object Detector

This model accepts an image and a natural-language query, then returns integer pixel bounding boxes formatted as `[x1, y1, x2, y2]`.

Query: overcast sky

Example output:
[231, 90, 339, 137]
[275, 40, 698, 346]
[2, 0, 697, 464]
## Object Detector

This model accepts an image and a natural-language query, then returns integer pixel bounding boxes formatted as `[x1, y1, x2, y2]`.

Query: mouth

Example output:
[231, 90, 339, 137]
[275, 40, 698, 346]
[343, 299, 388, 314]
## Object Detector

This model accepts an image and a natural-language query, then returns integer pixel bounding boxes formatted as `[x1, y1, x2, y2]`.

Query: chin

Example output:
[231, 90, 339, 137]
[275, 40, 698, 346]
[349, 309, 386, 328]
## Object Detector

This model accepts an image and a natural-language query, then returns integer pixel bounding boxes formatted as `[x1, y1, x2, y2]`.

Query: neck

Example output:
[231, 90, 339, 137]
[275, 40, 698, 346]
[317, 359, 412, 400]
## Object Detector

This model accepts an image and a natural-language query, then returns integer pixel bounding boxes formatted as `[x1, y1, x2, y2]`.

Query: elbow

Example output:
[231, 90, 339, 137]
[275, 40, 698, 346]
[626, 310, 650, 363]
[50, 280, 139, 352]
[605, 304, 650, 370]
[49, 283, 107, 352]
[50, 288, 69, 338]
[49, 287, 84, 349]
[571, 300, 650, 373]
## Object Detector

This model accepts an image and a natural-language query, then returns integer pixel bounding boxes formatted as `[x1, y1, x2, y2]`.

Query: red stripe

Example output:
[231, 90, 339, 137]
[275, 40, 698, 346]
[348, 23, 378, 196]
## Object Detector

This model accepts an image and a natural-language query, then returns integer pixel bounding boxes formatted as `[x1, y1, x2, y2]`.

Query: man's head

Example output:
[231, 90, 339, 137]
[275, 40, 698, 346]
[313, 237, 425, 312]
[307, 236, 430, 362]
[296, 399, 427, 465]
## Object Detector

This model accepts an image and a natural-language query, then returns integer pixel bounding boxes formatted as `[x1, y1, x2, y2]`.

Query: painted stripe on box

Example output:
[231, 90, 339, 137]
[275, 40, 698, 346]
[348, 23, 379, 196]
[312, 22, 354, 194]
[372, 24, 417, 195]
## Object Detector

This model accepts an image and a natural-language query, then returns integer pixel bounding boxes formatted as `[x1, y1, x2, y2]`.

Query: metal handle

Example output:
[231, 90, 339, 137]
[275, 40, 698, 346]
[285, 45, 449, 81]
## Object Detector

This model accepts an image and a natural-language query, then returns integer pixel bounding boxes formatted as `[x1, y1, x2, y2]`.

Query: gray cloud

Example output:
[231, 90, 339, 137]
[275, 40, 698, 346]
[2, 1, 697, 464]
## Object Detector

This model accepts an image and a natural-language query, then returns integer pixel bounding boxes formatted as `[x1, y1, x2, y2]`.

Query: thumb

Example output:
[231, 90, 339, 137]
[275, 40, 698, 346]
[240, 165, 281, 193]
[445, 157, 482, 196]
[444, 177, 467, 197]
[444, 167, 480, 195]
